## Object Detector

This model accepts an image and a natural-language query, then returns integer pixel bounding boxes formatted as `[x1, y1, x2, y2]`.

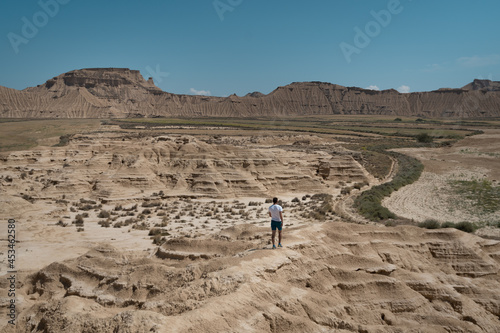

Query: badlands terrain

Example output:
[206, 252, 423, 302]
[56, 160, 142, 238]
[1, 117, 500, 332]
[1, 68, 500, 118]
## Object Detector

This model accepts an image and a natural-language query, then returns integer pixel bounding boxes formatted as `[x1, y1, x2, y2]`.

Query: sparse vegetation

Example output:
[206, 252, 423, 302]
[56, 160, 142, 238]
[448, 179, 500, 214]
[418, 220, 479, 233]
[418, 219, 441, 229]
[54, 134, 74, 147]
[354, 152, 424, 221]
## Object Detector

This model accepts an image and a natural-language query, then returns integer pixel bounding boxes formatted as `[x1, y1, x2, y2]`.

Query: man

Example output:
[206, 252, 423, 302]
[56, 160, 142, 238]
[268, 197, 283, 249]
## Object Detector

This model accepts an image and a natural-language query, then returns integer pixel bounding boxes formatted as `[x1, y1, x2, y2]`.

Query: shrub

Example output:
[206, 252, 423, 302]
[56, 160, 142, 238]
[98, 220, 111, 228]
[148, 228, 163, 236]
[133, 222, 149, 230]
[80, 198, 97, 205]
[74, 215, 84, 225]
[394, 118, 402, 122]
[353, 181, 368, 190]
[416, 133, 433, 143]
[56, 220, 67, 227]
[54, 134, 73, 147]
[311, 193, 332, 201]
[142, 201, 161, 208]
[441, 222, 455, 228]
[341, 187, 352, 195]
[418, 219, 441, 229]
[124, 218, 137, 225]
[454, 222, 477, 233]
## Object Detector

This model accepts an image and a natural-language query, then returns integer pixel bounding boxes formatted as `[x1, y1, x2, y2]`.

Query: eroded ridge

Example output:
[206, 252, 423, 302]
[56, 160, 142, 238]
[2, 223, 500, 332]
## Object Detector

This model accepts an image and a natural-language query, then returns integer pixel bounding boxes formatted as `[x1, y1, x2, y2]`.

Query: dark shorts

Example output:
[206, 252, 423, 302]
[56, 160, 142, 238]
[271, 220, 282, 231]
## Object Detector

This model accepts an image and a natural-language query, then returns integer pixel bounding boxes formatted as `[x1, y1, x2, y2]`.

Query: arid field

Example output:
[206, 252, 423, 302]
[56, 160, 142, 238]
[1, 117, 500, 332]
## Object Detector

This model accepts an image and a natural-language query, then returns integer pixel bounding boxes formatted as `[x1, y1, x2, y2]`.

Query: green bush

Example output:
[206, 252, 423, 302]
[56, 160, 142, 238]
[454, 222, 478, 233]
[98, 210, 110, 218]
[439, 221, 478, 233]
[416, 133, 433, 143]
[418, 219, 441, 229]
[441, 221, 456, 228]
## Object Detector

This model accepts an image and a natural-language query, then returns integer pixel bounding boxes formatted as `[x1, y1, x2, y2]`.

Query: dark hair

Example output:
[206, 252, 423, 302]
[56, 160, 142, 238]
[273, 197, 278, 204]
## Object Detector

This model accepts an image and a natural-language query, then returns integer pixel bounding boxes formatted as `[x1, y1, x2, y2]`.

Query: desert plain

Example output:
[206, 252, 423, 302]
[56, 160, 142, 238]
[0, 116, 500, 332]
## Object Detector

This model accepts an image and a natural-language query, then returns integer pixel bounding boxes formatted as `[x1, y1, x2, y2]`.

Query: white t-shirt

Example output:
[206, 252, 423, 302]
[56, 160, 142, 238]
[269, 204, 283, 222]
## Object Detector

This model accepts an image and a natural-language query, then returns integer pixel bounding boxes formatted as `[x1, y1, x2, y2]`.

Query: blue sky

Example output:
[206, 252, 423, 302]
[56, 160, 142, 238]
[1, 0, 499, 96]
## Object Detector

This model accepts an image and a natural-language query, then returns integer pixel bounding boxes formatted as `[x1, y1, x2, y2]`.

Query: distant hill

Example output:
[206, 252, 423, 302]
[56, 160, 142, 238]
[462, 79, 500, 92]
[1, 68, 499, 118]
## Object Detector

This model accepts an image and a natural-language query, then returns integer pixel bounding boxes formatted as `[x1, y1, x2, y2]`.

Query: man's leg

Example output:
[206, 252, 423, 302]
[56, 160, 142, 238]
[271, 229, 276, 247]
[278, 229, 282, 245]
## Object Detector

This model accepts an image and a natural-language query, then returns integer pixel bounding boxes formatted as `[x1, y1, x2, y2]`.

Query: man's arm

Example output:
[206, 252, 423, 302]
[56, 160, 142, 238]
[268, 211, 272, 217]
[279, 211, 283, 225]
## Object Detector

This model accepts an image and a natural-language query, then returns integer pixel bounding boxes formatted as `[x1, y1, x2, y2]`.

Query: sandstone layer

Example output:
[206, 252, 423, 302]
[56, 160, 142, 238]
[1, 68, 499, 118]
[2, 222, 500, 332]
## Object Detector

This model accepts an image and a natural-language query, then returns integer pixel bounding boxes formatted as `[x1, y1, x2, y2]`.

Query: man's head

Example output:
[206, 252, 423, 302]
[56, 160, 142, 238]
[273, 197, 278, 204]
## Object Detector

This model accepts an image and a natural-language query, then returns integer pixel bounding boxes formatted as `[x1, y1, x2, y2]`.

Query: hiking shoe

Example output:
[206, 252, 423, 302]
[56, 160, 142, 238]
[278, 243, 283, 248]
[272, 245, 276, 249]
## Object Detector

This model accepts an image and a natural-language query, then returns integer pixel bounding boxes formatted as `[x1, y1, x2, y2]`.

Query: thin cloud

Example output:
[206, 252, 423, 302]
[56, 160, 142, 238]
[365, 85, 380, 91]
[190, 88, 211, 96]
[423, 63, 443, 72]
[397, 85, 410, 93]
[457, 54, 500, 67]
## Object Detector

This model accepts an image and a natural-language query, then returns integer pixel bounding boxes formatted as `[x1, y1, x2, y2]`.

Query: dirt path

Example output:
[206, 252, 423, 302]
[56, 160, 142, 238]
[334, 154, 398, 224]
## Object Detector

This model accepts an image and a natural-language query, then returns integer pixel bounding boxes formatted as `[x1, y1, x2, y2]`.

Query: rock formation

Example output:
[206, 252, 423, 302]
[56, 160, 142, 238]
[0, 133, 368, 200]
[1, 68, 499, 118]
[3, 223, 500, 332]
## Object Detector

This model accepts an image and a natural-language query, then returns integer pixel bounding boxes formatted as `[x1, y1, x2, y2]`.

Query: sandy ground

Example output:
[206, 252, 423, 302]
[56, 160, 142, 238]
[1, 131, 500, 332]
